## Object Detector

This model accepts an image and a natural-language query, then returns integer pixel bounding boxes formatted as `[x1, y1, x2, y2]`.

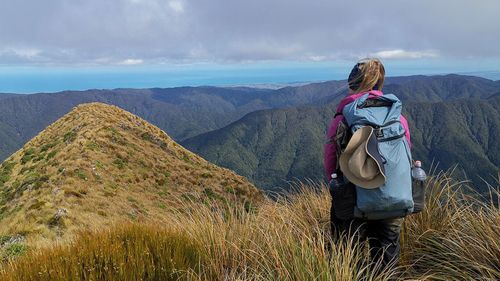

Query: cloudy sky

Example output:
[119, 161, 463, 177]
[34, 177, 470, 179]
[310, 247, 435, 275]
[1, 0, 499, 66]
[0, 0, 499, 93]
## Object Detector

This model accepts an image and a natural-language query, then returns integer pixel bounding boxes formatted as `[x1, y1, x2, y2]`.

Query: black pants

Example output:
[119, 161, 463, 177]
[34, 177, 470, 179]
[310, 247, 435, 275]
[330, 203, 403, 268]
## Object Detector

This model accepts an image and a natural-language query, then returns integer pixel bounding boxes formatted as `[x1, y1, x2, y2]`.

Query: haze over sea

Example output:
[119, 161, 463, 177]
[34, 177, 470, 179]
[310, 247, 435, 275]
[1, 59, 499, 94]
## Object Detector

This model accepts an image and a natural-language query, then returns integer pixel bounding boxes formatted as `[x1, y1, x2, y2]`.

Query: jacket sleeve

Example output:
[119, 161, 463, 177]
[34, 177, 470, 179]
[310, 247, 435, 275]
[400, 114, 412, 148]
[324, 115, 343, 181]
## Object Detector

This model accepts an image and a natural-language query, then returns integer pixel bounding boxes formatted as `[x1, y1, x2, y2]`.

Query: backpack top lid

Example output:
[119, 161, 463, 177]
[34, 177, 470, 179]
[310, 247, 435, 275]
[342, 93, 403, 129]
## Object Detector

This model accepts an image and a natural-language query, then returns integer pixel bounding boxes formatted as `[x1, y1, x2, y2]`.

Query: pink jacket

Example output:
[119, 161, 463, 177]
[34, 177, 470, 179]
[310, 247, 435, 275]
[323, 90, 411, 180]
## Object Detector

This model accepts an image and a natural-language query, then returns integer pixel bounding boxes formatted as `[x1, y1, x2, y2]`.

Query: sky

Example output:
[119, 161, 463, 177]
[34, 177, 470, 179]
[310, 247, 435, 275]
[0, 0, 499, 93]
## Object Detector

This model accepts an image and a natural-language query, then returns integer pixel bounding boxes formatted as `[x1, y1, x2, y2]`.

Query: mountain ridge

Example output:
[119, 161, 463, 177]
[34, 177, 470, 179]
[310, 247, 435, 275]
[0, 103, 262, 244]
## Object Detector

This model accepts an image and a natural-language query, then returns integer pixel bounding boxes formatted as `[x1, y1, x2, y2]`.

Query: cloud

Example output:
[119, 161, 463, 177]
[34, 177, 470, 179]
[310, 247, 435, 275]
[0, 47, 48, 64]
[119, 59, 144, 65]
[168, 0, 184, 13]
[0, 0, 498, 65]
[371, 50, 439, 59]
[0, 47, 42, 59]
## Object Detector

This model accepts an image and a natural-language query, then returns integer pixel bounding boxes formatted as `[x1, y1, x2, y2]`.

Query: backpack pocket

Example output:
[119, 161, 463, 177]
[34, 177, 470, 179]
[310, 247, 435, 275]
[354, 138, 414, 220]
[412, 179, 425, 213]
[330, 180, 356, 220]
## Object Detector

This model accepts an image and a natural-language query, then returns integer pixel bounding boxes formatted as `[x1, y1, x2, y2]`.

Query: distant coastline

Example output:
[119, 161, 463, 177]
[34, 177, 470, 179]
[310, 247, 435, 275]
[0, 67, 498, 94]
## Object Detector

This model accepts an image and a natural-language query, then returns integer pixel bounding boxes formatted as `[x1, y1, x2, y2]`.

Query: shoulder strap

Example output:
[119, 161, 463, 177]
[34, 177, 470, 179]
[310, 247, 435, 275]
[333, 115, 351, 173]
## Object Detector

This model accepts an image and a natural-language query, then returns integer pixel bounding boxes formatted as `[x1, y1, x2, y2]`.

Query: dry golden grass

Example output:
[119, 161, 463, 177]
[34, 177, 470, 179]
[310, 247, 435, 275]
[0, 103, 263, 245]
[1, 171, 497, 280]
[400, 170, 500, 280]
[0, 224, 202, 281]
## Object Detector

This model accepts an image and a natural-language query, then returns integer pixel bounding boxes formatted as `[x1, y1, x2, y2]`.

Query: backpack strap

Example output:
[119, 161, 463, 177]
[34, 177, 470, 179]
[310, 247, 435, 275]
[332, 113, 351, 173]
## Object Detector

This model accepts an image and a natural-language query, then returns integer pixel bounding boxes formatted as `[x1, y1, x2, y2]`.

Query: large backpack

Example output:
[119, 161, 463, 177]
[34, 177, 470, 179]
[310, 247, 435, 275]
[340, 93, 414, 220]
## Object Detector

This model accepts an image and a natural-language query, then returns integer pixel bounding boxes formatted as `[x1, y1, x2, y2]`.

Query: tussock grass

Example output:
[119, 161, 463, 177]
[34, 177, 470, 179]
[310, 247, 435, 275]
[0, 225, 201, 281]
[401, 170, 500, 280]
[1, 171, 499, 280]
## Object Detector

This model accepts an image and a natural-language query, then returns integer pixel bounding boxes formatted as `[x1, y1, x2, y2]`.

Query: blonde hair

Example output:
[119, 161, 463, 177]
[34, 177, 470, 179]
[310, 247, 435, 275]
[348, 58, 385, 94]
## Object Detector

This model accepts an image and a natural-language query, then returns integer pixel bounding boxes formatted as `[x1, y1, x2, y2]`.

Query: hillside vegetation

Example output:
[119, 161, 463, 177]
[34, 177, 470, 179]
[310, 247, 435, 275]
[0, 103, 261, 245]
[0, 172, 498, 280]
[1, 75, 498, 162]
[0, 80, 347, 160]
[183, 105, 336, 192]
[184, 96, 500, 192]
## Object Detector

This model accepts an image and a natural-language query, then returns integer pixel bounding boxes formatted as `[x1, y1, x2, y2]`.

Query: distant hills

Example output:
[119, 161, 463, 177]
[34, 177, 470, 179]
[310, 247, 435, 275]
[183, 96, 500, 193]
[183, 105, 335, 192]
[0, 74, 499, 193]
[0, 81, 345, 161]
[0, 103, 261, 242]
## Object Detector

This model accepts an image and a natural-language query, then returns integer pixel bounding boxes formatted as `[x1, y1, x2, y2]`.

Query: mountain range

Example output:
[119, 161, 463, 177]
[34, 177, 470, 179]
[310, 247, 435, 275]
[183, 95, 500, 193]
[0, 80, 346, 161]
[1, 74, 499, 193]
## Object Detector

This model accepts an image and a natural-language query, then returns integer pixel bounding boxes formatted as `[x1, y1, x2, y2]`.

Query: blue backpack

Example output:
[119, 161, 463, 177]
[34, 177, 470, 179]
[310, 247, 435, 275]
[342, 93, 413, 220]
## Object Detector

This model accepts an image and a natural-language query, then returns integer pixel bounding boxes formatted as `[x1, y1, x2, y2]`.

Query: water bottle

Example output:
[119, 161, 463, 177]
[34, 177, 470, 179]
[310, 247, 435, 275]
[411, 161, 427, 181]
[411, 160, 426, 213]
[330, 173, 340, 186]
[329, 172, 355, 219]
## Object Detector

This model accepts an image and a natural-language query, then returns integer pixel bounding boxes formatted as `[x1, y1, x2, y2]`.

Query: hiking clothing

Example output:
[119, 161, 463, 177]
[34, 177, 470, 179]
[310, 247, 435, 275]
[324, 90, 411, 181]
[325, 90, 411, 268]
[330, 203, 404, 267]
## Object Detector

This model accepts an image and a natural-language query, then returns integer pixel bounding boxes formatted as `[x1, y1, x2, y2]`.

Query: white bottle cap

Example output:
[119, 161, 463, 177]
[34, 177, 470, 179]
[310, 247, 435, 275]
[331, 173, 337, 179]
[415, 160, 422, 167]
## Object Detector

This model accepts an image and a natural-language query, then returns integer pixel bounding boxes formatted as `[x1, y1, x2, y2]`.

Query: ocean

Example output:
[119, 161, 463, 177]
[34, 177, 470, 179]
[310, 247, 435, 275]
[0, 60, 498, 94]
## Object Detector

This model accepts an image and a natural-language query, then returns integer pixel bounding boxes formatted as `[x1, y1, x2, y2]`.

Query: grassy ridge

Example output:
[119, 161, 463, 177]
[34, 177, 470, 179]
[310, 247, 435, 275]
[1, 172, 499, 280]
[0, 103, 262, 243]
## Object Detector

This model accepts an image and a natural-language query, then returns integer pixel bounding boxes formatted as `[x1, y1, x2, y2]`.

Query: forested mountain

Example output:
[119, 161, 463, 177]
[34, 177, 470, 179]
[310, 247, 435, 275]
[183, 95, 500, 193]
[0, 82, 345, 160]
[0, 74, 499, 193]
[382, 74, 500, 102]
[183, 105, 336, 192]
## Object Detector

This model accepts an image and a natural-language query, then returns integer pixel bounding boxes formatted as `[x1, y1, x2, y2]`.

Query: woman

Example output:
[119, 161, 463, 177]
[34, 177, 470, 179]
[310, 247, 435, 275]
[323, 58, 411, 267]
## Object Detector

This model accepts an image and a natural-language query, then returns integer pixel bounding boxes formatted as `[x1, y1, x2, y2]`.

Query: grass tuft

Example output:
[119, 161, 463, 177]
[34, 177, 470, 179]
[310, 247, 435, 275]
[0, 225, 201, 281]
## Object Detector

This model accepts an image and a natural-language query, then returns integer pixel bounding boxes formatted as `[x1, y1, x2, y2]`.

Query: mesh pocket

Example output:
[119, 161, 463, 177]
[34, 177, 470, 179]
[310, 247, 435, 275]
[412, 179, 425, 213]
[330, 181, 356, 220]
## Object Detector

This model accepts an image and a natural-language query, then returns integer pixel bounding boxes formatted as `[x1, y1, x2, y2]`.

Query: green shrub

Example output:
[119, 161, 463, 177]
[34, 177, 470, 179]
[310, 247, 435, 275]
[113, 158, 126, 169]
[40, 141, 58, 153]
[20, 148, 36, 164]
[0, 235, 11, 245]
[74, 169, 88, 181]
[15, 172, 49, 196]
[0, 161, 15, 186]
[2, 244, 28, 261]
[95, 160, 105, 169]
[46, 150, 58, 159]
[63, 130, 77, 143]
[201, 172, 213, 178]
